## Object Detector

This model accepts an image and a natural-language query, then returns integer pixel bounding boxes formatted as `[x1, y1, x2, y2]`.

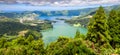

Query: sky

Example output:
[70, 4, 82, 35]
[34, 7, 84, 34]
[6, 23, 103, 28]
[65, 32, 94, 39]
[0, 0, 120, 6]
[0, 0, 120, 11]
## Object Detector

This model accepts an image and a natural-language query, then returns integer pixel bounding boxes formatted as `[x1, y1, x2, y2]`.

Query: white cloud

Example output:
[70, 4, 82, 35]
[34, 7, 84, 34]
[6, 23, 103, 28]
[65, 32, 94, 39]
[54, 2, 59, 5]
[0, 0, 120, 6]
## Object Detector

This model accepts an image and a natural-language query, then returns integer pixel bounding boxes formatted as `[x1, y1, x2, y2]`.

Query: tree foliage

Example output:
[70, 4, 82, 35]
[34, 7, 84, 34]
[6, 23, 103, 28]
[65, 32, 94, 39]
[0, 32, 45, 55]
[87, 6, 112, 51]
[46, 37, 95, 55]
[0, 6, 120, 55]
[107, 10, 120, 48]
[74, 30, 81, 38]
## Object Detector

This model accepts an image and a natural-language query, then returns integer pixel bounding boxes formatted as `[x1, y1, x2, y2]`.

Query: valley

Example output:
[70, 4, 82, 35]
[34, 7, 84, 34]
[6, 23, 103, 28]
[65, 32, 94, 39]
[0, 3, 120, 54]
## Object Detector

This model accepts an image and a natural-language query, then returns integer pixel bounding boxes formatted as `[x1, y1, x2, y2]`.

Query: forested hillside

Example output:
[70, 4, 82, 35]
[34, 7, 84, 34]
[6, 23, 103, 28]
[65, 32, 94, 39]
[65, 5, 120, 27]
[0, 17, 53, 36]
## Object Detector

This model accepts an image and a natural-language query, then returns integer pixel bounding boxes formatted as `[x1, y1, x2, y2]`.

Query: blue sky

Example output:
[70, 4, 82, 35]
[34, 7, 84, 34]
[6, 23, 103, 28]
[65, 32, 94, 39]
[0, 0, 120, 11]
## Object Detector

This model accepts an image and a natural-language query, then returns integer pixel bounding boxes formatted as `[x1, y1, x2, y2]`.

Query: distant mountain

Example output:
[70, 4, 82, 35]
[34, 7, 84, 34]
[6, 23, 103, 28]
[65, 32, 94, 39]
[33, 8, 95, 16]
[78, 5, 120, 17]
[0, 12, 33, 18]
[0, 5, 119, 19]
[0, 8, 95, 18]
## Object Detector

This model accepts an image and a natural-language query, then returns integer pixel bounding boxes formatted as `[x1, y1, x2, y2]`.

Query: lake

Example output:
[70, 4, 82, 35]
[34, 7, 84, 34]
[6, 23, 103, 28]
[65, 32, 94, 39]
[40, 16, 88, 46]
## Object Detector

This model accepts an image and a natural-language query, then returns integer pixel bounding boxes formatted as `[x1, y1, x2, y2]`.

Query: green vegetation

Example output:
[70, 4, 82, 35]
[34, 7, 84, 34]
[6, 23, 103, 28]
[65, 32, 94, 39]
[0, 21, 27, 35]
[0, 17, 52, 36]
[87, 6, 112, 54]
[86, 6, 120, 54]
[0, 6, 120, 55]
[0, 36, 45, 55]
[65, 5, 120, 28]
[0, 30, 96, 55]
[87, 6, 111, 47]
[107, 10, 120, 49]
[65, 17, 89, 27]
[46, 37, 95, 55]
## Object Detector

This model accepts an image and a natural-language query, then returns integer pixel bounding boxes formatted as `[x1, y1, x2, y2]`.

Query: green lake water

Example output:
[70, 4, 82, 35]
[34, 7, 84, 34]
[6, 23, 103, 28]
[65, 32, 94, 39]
[41, 20, 87, 45]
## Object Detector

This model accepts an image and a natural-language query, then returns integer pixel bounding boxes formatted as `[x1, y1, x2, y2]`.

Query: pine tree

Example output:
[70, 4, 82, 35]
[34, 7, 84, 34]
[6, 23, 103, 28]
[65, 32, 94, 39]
[74, 30, 81, 38]
[46, 37, 95, 55]
[87, 6, 111, 47]
[108, 10, 120, 48]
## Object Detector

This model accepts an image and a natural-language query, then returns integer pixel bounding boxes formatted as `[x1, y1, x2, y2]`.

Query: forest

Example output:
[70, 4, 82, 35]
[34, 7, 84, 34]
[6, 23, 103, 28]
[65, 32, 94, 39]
[0, 6, 120, 55]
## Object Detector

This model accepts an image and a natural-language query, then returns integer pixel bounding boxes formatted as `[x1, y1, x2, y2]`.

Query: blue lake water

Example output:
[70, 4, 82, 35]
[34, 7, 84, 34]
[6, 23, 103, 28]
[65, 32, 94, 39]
[40, 16, 88, 45]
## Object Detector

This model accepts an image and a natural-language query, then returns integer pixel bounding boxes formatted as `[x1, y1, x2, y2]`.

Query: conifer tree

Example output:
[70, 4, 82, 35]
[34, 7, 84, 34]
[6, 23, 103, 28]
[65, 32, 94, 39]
[108, 10, 120, 48]
[75, 30, 81, 38]
[87, 6, 111, 47]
